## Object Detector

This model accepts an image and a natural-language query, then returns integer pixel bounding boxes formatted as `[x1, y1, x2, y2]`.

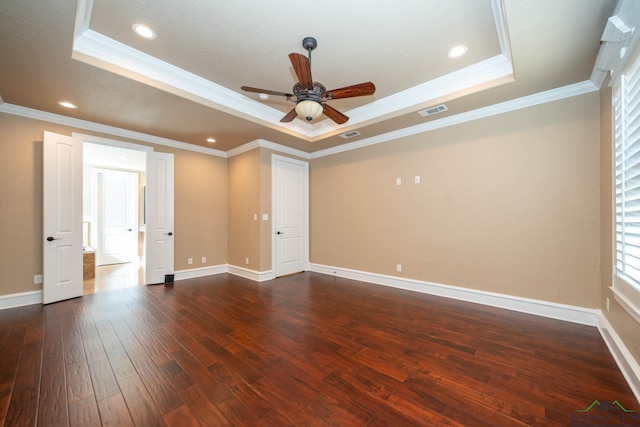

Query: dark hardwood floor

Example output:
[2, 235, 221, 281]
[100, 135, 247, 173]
[0, 272, 637, 426]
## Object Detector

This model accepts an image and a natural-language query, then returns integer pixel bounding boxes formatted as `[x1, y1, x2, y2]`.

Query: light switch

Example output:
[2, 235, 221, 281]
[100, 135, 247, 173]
[396, 178, 402, 186]
[262, 214, 269, 221]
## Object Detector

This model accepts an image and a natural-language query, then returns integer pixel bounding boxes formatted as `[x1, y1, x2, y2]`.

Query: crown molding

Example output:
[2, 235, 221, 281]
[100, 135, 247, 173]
[311, 80, 598, 159]
[0, 80, 598, 160]
[227, 139, 311, 159]
[72, 0, 514, 143]
[0, 102, 227, 157]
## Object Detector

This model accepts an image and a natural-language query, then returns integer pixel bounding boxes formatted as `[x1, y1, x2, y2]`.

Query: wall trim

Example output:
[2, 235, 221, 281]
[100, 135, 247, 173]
[310, 80, 599, 159]
[309, 263, 598, 326]
[227, 139, 311, 159]
[0, 290, 43, 310]
[174, 265, 228, 281]
[227, 265, 275, 282]
[0, 81, 597, 161]
[597, 312, 640, 404]
[0, 103, 227, 158]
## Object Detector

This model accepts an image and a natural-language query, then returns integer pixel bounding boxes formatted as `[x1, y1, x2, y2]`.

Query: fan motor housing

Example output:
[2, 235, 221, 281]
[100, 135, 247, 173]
[293, 82, 326, 103]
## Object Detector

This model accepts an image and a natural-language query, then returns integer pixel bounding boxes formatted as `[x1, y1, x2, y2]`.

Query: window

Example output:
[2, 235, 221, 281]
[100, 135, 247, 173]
[614, 42, 640, 324]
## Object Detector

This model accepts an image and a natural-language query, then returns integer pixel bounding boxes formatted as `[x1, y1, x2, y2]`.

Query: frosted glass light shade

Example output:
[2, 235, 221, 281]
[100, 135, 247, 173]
[295, 100, 323, 121]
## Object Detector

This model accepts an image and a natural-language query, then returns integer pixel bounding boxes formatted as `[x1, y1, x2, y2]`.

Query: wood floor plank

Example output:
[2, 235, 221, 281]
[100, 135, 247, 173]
[178, 385, 232, 427]
[83, 335, 107, 364]
[163, 405, 201, 427]
[66, 361, 94, 405]
[118, 375, 167, 427]
[130, 354, 183, 415]
[0, 272, 637, 426]
[4, 340, 43, 426]
[97, 393, 135, 426]
[62, 328, 86, 367]
[171, 349, 231, 404]
[68, 395, 101, 427]
[88, 359, 120, 402]
[38, 356, 69, 426]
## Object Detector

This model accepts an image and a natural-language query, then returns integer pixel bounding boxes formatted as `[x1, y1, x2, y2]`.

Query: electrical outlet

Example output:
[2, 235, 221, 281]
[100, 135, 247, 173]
[188, 258, 193, 265]
[606, 297, 610, 312]
[396, 178, 402, 186]
[253, 213, 258, 220]
[201, 257, 206, 264]
[245, 257, 249, 265]
[34, 274, 42, 284]
[414, 175, 421, 184]
[396, 264, 402, 272]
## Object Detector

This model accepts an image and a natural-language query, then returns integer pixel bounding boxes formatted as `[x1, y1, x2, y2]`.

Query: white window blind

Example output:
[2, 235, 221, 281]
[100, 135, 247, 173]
[614, 44, 640, 324]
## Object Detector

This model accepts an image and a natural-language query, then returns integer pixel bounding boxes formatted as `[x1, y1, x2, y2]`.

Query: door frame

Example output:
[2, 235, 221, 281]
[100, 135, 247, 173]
[271, 154, 309, 278]
[73, 133, 172, 285]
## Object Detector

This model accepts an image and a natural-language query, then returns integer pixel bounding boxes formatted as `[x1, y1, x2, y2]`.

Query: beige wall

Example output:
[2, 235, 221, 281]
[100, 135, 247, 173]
[227, 148, 261, 269]
[0, 113, 227, 296]
[599, 88, 640, 367]
[173, 148, 227, 271]
[310, 92, 601, 307]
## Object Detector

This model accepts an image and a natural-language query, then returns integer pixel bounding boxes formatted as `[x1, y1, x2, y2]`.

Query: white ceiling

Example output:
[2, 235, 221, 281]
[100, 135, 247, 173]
[0, 0, 630, 153]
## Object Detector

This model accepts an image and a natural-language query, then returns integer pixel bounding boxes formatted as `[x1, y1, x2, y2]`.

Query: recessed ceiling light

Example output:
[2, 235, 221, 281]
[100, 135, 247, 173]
[132, 24, 156, 39]
[448, 44, 468, 59]
[58, 101, 78, 109]
[206, 138, 216, 143]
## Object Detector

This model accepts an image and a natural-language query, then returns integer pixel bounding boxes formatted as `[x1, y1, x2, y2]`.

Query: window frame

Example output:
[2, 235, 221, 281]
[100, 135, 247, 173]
[613, 40, 640, 325]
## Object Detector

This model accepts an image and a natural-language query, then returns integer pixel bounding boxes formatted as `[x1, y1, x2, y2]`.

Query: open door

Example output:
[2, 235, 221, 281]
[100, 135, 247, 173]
[273, 155, 309, 277]
[145, 152, 174, 284]
[43, 131, 83, 304]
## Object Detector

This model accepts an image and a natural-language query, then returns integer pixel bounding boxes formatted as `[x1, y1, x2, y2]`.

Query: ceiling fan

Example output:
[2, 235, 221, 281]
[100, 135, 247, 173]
[241, 37, 376, 124]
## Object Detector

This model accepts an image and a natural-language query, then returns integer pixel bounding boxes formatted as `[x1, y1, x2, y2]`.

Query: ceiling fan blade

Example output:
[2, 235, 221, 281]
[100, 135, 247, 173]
[289, 53, 313, 89]
[241, 86, 293, 97]
[280, 107, 298, 123]
[323, 104, 349, 124]
[326, 82, 376, 100]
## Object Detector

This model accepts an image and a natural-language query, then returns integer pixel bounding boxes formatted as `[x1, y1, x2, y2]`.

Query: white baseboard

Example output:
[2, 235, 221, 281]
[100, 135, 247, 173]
[177, 263, 274, 282]
[0, 290, 43, 310]
[597, 311, 640, 404]
[227, 265, 275, 282]
[309, 263, 598, 326]
[174, 265, 228, 281]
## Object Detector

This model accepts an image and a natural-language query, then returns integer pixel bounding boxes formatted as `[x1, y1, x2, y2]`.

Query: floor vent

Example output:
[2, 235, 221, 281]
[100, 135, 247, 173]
[339, 130, 361, 139]
[418, 104, 448, 117]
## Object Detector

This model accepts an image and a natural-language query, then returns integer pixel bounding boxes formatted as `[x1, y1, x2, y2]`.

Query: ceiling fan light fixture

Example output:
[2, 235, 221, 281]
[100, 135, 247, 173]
[295, 99, 323, 121]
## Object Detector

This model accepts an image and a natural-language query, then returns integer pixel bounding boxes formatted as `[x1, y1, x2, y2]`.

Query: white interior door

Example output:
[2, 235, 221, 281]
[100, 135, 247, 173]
[273, 155, 308, 277]
[145, 152, 174, 284]
[96, 169, 138, 265]
[43, 131, 83, 304]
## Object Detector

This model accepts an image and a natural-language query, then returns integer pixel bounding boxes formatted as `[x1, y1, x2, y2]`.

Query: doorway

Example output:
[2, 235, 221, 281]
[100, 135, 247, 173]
[82, 142, 146, 294]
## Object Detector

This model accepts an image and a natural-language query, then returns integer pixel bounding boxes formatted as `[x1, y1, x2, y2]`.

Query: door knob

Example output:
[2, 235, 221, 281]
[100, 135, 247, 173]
[276, 231, 283, 235]
[46, 236, 58, 242]
[167, 232, 173, 236]
[127, 228, 132, 232]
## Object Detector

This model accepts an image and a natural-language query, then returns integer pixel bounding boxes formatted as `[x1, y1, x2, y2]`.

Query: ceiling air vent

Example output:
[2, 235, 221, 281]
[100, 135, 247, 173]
[339, 130, 361, 139]
[418, 104, 448, 117]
